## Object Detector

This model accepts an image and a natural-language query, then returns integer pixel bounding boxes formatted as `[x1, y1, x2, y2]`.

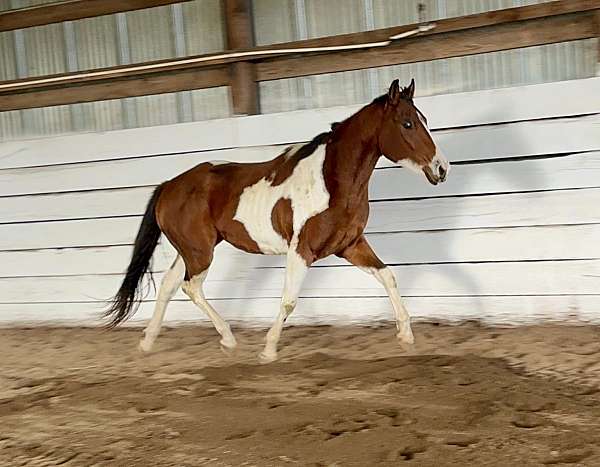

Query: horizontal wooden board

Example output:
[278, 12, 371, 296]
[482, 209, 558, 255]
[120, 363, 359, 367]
[372, 151, 600, 201]
[2, 116, 599, 197]
[1, 295, 598, 326]
[2, 188, 599, 251]
[3, 151, 600, 224]
[1, 67, 230, 112]
[1, 260, 598, 303]
[1, 78, 598, 170]
[2, 224, 599, 278]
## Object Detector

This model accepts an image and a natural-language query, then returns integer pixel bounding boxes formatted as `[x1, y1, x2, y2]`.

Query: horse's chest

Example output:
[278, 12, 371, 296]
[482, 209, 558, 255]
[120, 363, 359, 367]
[234, 145, 330, 255]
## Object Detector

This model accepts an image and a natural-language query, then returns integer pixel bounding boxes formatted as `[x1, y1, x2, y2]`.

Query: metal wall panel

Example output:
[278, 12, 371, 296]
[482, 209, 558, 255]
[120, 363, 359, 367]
[182, 0, 225, 55]
[22, 22, 66, 77]
[125, 4, 175, 63]
[73, 15, 119, 70]
[2, 0, 58, 11]
[0, 31, 16, 80]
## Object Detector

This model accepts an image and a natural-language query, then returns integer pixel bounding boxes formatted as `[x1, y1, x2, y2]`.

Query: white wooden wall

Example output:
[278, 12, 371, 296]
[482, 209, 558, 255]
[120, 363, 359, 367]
[1, 78, 600, 326]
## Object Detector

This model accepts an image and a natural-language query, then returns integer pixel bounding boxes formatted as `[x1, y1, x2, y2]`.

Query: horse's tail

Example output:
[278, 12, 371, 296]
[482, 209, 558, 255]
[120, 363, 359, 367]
[103, 185, 164, 328]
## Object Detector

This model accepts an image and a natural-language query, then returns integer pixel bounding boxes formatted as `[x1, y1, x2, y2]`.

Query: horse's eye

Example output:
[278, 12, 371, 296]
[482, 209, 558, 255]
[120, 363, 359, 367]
[403, 121, 413, 129]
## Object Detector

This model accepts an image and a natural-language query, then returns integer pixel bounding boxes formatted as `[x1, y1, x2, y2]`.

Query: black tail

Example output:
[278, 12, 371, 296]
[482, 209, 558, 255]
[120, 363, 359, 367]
[103, 185, 164, 328]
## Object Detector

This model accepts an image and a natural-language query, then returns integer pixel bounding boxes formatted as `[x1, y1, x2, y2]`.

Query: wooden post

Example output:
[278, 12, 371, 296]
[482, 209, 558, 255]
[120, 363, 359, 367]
[596, 10, 600, 76]
[224, 0, 259, 115]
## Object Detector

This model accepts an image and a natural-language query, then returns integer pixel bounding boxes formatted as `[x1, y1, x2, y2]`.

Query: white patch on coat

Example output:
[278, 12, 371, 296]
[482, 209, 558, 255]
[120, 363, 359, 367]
[234, 144, 330, 255]
[209, 160, 230, 166]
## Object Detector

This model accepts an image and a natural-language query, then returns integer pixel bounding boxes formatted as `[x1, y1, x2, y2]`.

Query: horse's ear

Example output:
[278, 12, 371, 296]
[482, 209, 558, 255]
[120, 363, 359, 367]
[401, 78, 415, 100]
[388, 79, 401, 105]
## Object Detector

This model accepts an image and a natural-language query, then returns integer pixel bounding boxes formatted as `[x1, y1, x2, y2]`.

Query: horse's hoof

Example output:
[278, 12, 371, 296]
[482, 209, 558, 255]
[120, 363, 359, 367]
[138, 340, 153, 354]
[220, 342, 237, 356]
[397, 333, 415, 346]
[258, 351, 278, 364]
[396, 325, 415, 346]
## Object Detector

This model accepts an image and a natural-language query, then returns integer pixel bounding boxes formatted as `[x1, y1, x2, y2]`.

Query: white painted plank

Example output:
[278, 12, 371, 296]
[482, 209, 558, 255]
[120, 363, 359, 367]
[0, 186, 155, 224]
[1, 78, 598, 170]
[367, 187, 600, 233]
[2, 224, 599, 278]
[372, 151, 600, 201]
[2, 188, 599, 251]
[3, 152, 600, 224]
[2, 116, 599, 197]
[1, 260, 598, 303]
[1, 295, 598, 326]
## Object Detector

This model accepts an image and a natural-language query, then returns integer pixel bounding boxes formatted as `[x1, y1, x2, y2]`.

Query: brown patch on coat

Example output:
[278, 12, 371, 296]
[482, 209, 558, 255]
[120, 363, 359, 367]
[271, 198, 293, 245]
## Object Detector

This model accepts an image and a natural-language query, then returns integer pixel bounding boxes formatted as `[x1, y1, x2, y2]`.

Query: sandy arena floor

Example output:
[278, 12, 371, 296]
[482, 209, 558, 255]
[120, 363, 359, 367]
[1, 322, 600, 466]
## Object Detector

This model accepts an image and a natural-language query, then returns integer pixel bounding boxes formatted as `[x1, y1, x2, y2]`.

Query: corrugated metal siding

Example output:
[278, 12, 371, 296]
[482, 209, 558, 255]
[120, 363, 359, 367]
[126, 5, 176, 63]
[1, 0, 58, 11]
[74, 15, 119, 70]
[0, 31, 17, 80]
[22, 22, 66, 77]
[182, 0, 225, 55]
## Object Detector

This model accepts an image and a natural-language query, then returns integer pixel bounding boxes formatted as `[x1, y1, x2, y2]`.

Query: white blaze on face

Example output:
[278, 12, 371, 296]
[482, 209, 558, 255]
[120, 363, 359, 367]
[418, 112, 450, 180]
[234, 144, 330, 255]
[397, 113, 450, 181]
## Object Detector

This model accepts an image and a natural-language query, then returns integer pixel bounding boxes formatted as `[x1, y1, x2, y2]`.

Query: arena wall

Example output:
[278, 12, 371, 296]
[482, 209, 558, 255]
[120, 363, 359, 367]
[1, 77, 599, 326]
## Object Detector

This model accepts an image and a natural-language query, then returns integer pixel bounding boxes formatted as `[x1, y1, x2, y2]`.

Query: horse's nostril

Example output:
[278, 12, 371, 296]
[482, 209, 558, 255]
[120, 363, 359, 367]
[439, 165, 447, 180]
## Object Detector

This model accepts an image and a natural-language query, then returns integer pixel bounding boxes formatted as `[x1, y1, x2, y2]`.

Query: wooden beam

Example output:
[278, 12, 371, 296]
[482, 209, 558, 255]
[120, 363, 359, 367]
[0, 0, 194, 32]
[596, 10, 600, 76]
[224, 0, 258, 115]
[257, 11, 599, 81]
[0, 67, 229, 112]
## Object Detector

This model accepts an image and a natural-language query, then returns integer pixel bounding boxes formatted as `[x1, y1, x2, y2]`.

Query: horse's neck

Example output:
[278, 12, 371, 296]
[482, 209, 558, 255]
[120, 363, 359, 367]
[325, 103, 382, 197]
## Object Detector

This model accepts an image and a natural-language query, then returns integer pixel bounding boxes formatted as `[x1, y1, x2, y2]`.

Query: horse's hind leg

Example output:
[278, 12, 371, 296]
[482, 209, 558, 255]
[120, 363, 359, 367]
[139, 255, 185, 352]
[181, 257, 237, 352]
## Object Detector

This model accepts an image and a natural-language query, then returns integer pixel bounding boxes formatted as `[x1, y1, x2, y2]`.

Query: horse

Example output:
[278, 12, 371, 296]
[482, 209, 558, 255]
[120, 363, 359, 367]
[104, 79, 449, 363]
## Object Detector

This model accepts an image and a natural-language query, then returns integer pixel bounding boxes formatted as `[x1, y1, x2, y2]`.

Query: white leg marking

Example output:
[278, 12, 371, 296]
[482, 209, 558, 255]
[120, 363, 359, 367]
[138, 256, 185, 353]
[181, 269, 237, 351]
[259, 247, 308, 363]
[365, 266, 414, 345]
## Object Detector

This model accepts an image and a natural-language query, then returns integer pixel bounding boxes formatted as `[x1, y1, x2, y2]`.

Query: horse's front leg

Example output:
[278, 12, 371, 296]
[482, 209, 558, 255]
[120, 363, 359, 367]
[259, 248, 310, 363]
[339, 235, 414, 345]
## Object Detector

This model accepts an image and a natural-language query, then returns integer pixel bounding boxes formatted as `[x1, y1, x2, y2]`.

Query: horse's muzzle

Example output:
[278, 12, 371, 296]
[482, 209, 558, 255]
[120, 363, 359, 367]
[424, 155, 449, 185]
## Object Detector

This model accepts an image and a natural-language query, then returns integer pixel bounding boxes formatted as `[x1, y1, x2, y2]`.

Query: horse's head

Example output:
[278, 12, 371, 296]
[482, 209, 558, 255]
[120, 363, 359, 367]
[378, 79, 449, 185]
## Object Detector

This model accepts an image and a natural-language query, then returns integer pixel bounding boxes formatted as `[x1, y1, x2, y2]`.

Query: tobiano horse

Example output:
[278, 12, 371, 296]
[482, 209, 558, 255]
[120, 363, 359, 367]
[104, 79, 449, 363]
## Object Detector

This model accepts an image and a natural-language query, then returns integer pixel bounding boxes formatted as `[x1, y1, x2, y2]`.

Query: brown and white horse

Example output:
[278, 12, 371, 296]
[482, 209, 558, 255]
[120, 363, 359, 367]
[105, 79, 449, 362]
